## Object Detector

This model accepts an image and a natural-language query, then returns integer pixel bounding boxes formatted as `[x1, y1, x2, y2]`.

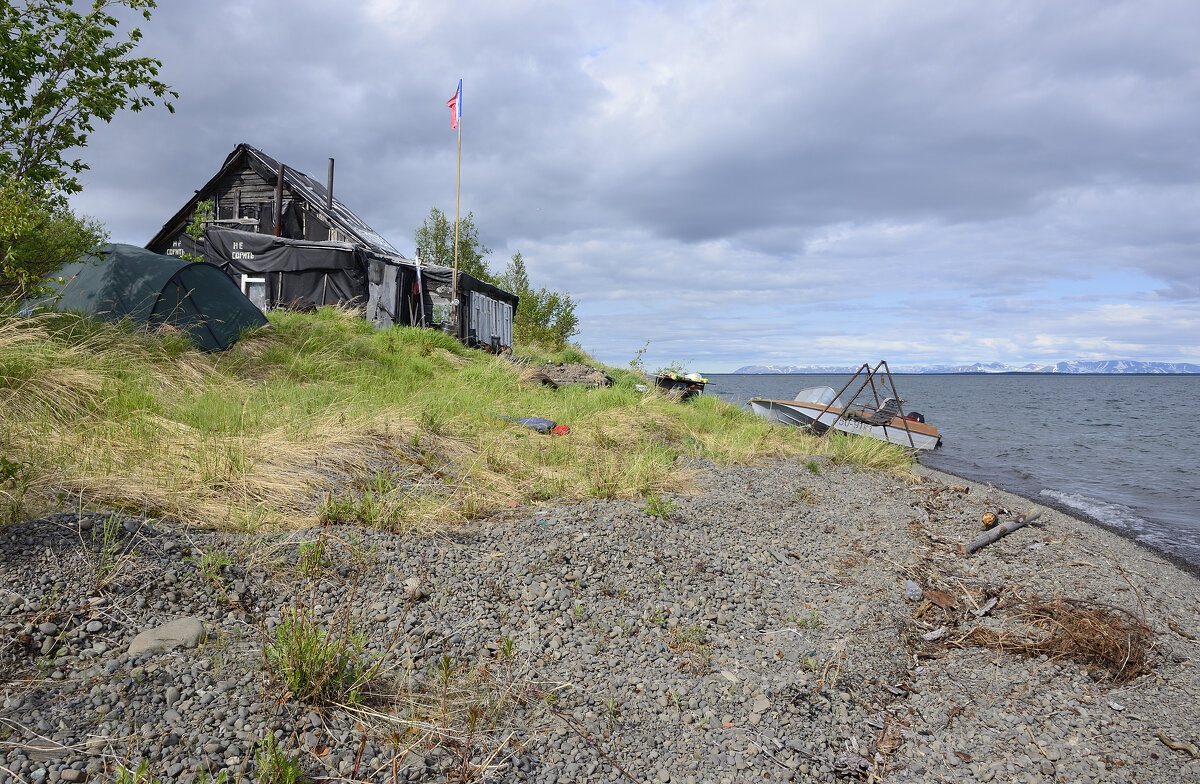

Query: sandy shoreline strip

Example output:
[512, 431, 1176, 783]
[2, 456, 1199, 783]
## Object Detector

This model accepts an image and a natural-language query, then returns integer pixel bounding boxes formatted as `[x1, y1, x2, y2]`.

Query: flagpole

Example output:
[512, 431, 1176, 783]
[452, 110, 461, 326]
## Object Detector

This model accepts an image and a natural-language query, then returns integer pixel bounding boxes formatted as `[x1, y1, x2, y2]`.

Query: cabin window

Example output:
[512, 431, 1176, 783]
[241, 275, 267, 311]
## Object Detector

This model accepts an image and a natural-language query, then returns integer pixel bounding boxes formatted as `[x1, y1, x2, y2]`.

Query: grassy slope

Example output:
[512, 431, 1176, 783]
[0, 307, 913, 531]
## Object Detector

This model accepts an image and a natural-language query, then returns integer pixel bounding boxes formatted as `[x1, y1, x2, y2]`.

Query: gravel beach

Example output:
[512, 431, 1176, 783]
[2, 456, 1199, 783]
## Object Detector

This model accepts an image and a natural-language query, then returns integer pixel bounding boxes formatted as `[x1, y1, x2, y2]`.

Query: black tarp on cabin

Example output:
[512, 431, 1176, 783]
[206, 226, 517, 348]
[204, 226, 367, 310]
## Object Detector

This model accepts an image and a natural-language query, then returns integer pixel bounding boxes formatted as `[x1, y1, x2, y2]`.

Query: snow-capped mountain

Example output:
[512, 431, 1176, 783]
[733, 364, 863, 374]
[731, 360, 1200, 374]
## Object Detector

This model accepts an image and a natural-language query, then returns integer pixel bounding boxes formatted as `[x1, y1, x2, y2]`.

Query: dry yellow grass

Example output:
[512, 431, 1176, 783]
[0, 307, 833, 531]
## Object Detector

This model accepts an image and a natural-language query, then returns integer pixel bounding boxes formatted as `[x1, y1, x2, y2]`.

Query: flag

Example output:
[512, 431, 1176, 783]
[447, 80, 462, 129]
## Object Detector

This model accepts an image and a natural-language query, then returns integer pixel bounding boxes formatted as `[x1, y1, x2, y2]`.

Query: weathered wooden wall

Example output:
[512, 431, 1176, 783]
[149, 161, 333, 258]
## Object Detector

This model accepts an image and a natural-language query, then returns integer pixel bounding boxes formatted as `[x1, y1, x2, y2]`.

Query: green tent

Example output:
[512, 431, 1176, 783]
[36, 244, 268, 351]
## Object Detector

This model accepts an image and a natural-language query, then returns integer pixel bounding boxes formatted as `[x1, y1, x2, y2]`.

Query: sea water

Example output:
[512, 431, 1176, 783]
[706, 373, 1200, 568]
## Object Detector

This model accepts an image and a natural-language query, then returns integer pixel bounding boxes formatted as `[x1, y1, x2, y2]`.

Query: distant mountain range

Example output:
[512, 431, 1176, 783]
[731, 360, 1200, 374]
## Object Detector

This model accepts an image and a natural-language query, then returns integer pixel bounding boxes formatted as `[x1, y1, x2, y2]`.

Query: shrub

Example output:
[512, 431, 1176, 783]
[0, 180, 106, 298]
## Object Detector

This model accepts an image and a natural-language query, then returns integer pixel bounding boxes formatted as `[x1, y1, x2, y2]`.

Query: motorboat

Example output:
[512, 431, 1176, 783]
[748, 361, 941, 450]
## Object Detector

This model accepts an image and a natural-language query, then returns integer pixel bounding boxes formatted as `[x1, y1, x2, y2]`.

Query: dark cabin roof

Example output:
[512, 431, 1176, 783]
[147, 143, 404, 259]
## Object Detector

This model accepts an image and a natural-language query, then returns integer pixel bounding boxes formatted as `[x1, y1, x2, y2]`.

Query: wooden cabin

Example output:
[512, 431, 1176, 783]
[145, 143, 517, 350]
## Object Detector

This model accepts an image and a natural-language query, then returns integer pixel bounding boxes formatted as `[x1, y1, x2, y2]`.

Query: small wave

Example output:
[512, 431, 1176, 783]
[1039, 488, 1200, 558]
[1039, 489, 1148, 534]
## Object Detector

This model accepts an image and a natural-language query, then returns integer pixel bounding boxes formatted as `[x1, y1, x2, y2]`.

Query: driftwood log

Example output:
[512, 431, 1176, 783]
[964, 509, 1042, 554]
[1157, 731, 1200, 759]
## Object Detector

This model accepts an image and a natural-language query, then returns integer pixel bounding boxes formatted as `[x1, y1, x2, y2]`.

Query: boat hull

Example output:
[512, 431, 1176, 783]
[748, 398, 941, 450]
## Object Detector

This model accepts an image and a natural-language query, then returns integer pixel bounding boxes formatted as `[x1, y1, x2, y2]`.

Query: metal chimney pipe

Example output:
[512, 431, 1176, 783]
[326, 158, 335, 240]
[326, 158, 335, 210]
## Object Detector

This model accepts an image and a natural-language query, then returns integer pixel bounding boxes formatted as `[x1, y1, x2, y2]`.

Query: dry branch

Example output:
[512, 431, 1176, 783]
[1157, 732, 1200, 759]
[964, 509, 1042, 554]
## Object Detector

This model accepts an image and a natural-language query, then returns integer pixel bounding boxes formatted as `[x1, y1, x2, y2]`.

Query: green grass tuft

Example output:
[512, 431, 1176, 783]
[642, 492, 677, 519]
[114, 761, 161, 784]
[256, 735, 308, 784]
[825, 431, 917, 476]
[265, 607, 375, 705]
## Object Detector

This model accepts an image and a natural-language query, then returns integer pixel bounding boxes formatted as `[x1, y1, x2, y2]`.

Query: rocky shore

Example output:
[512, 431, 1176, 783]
[2, 457, 1199, 783]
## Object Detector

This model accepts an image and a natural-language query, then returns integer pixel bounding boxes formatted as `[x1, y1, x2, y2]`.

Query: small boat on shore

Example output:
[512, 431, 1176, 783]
[748, 361, 942, 450]
[653, 370, 708, 402]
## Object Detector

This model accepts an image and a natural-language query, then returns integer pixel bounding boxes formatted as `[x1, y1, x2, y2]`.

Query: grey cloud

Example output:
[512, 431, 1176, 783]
[62, 0, 1200, 370]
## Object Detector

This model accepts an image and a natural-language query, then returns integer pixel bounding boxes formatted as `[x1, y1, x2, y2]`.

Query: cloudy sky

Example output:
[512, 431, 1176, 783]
[71, 0, 1200, 372]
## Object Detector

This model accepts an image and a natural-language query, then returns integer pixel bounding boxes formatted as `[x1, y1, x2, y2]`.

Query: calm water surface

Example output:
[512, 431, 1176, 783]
[706, 374, 1200, 567]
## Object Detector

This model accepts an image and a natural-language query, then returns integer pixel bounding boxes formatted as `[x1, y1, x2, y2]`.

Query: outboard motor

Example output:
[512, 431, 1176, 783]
[906, 411, 926, 424]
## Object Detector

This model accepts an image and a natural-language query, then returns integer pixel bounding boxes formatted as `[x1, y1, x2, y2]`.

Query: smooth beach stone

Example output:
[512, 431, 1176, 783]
[127, 617, 205, 655]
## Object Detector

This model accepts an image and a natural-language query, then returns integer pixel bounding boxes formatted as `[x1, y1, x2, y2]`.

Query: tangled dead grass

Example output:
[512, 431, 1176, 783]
[954, 596, 1151, 684]
[903, 554, 1153, 685]
[2, 307, 826, 532]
